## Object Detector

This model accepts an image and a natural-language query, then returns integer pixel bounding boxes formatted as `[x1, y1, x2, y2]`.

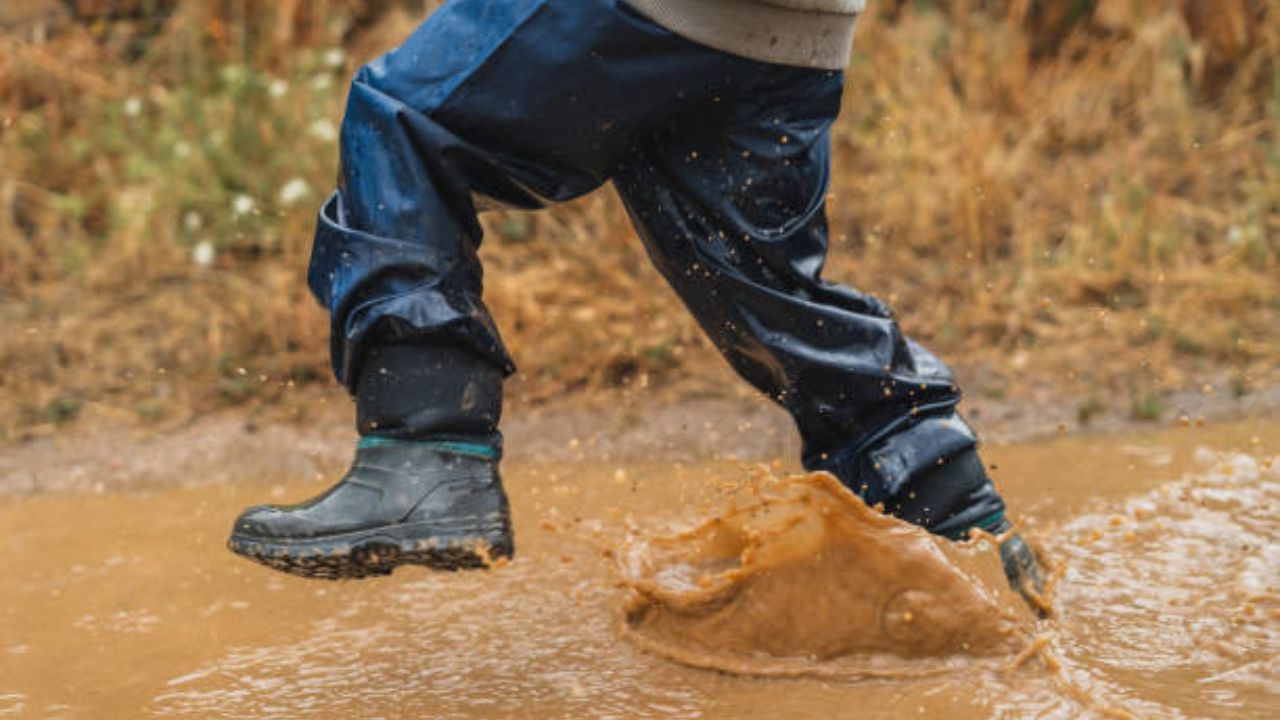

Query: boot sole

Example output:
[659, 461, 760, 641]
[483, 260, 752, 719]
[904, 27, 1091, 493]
[227, 521, 513, 580]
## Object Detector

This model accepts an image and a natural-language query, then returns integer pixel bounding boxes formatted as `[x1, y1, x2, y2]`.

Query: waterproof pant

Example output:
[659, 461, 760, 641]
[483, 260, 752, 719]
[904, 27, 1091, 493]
[307, 0, 1007, 536]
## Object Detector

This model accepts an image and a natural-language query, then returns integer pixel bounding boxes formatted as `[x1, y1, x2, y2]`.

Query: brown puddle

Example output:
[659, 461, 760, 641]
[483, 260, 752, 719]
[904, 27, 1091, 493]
[0, 417, 1277, 718]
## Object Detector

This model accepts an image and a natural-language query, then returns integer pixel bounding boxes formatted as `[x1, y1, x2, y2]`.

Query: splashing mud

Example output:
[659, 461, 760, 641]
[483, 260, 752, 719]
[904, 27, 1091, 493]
[618, 471, 1035, 677]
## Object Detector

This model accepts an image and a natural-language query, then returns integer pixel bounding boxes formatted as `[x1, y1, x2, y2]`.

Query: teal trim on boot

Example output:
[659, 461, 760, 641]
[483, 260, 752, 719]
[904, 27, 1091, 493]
[356, 436, 500, 461]
[942, 511, 1009, 541]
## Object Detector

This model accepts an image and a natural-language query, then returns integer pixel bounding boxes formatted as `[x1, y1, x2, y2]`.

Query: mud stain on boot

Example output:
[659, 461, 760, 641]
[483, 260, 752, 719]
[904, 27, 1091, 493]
[617, 471, 1036, 677]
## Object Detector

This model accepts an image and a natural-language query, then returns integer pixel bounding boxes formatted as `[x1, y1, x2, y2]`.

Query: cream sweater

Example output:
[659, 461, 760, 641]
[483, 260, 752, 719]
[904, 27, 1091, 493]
[625, 0, 866, 70]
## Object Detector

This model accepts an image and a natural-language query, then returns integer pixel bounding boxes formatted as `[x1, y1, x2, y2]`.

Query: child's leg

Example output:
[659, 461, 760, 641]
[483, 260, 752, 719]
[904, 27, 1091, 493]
[234, 0, 889, 577]
[614, 73, 1007, 538]
[306, 0, 797, 441]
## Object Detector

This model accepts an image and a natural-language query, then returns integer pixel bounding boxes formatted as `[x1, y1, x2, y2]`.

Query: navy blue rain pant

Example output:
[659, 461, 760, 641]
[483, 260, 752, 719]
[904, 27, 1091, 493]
[307, 0, 1007, 537]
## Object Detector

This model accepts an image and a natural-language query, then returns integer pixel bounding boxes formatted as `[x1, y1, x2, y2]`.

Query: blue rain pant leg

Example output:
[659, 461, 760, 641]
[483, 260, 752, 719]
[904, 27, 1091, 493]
[308, 0, 783, 389]
[306, 0, 819, 444]
[613, 76, 1007, 536]
[305, 0, 1007, 535]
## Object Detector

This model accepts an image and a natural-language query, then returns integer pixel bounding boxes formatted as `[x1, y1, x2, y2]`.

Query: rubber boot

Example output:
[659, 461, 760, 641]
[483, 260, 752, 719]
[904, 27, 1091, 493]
[992, 519, 1047, 612]
[228, 343, 513, 579]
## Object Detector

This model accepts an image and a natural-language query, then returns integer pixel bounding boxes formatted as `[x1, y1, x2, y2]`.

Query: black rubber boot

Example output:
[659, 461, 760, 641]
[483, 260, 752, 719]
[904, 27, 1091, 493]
[992, 519, 1047, 611]
[228, 440, 513, 579]
[229, 341, 512, 579]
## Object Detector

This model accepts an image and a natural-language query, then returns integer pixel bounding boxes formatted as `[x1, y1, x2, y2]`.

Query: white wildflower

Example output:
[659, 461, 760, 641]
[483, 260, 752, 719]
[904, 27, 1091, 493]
[268, 78, 289, 99]
[123, 97, 142, 117]
[232, 194, 254, 216]
[183, 211, 203, 232]
[308, 119, 338, 142]
[192, 240, 216, 268]
[311, 74, 334, 92]
[323, 47, 346, 69]
[278, 177, 310, 206]
[173, 141, 192, 159]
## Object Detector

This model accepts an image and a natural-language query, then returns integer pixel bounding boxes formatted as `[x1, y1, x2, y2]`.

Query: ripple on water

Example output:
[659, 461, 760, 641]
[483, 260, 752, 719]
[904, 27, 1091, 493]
[1048, 449, 1280, 719]
[151, 561, 706, 720]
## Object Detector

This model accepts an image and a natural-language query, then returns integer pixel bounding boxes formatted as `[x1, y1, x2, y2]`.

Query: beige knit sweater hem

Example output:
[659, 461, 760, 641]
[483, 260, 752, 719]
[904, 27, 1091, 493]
[625, 0, 860, 70]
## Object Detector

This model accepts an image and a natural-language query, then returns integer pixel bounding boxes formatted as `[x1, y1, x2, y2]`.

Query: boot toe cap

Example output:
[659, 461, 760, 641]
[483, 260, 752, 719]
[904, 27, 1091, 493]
[232, 505, 291, 539]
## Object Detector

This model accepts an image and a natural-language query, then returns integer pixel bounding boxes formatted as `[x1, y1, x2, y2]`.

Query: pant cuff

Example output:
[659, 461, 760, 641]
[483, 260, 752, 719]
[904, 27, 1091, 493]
[807, 412, 978, 507]
[356, 341, 503, 441]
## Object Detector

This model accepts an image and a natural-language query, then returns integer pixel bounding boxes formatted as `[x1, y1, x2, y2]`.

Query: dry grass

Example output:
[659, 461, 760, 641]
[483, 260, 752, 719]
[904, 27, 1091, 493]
[1, 0, 1278, 437]
[825, 0, 1280, 404]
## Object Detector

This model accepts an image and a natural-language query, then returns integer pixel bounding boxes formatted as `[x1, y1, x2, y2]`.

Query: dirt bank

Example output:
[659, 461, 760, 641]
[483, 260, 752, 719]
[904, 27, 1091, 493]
[3, 379, 1278, 497]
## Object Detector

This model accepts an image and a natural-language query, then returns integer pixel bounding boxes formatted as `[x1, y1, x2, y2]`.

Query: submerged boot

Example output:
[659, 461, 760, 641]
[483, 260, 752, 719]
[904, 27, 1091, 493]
[879, 449, 1047, 610]
[991, 519, 1046, 607]
[229, 341, 512, 579]
[228, 440, 513, 579]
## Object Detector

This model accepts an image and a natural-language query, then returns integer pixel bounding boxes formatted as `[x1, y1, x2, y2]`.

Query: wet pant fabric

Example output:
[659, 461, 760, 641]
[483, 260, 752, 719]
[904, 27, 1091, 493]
[356, 342, 503, 451]
[306, 0, 1006, 532]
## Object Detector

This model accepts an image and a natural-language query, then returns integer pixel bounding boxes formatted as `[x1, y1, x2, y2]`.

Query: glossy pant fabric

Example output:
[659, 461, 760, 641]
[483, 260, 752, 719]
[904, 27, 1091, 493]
[307, 0, 1007, 535]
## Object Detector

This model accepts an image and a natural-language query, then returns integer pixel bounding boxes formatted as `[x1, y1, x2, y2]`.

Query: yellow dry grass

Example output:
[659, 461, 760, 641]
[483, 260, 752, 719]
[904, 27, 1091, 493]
[0, 0, 1277, 436]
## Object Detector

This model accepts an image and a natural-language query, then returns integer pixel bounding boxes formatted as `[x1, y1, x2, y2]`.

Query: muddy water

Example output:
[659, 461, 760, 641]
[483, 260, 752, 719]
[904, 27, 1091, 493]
[619, 472, 1034, 675]
[1, 418, 1277, 719]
